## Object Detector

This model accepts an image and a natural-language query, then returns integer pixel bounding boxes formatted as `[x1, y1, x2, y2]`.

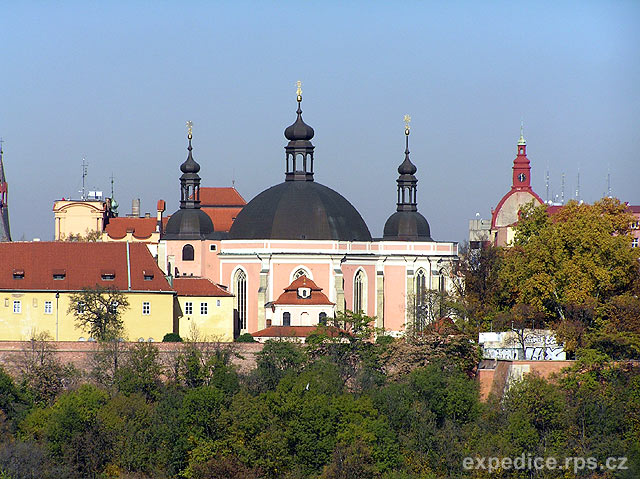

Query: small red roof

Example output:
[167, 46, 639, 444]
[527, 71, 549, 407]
[198, 187, 246, 206]
[172, 277, 233, 297]
[0, 242, 172, 292]
[273, 276, 334, 306]
[105, 217, 157, 240]
[252, 325, 344, 338]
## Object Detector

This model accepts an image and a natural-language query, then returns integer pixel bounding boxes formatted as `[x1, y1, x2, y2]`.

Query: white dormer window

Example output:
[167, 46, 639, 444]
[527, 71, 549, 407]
[297, 287, 311, 299]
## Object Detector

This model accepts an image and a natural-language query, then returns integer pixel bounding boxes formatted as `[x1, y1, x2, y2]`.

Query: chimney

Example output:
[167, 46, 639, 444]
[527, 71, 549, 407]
[132, 198, 140, 217]
[156, 199, 166, 234]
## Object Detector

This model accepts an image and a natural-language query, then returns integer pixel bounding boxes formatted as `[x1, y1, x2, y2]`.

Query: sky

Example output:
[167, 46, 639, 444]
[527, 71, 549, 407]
[1, 1, 639, 243]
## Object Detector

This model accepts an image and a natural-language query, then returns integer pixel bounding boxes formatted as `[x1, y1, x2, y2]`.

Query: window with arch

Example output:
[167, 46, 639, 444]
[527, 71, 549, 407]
[319, 312, 327, 325]
[283, 312, 291, 327]
[293, 268, 310, 280]
[182, 244, 194, 261]
[234, 269, 247, 330]
[415, 269, 428, 332]
[354, 270, 366, 313]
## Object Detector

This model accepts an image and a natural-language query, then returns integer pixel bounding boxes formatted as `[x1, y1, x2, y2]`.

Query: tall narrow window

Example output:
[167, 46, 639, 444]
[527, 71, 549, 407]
[415, 269, 427, 332]
[319, 312, 327, 325]
[354, 270, 366, 313]
[283, 312, 291, 326]
[182, 244, 194, 261]
[142, 302, 150, 315]
[235, 269, 247, 330]
[185, 302, 193, 315]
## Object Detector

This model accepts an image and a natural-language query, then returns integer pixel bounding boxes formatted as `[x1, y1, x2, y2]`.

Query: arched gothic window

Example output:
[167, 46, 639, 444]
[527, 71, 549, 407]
[319, 312, 327, 325]
[415, 269, 428, 332]
[293, 268, 310, 280]
[354, 270, 366, 313]
[182, 244, 194, 261]
[234, 269, 247, 330]
[283, 312, 291, 327]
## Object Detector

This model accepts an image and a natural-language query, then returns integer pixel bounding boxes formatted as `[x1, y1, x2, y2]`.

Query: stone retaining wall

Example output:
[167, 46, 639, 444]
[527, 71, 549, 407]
[0, 341, 264, 376]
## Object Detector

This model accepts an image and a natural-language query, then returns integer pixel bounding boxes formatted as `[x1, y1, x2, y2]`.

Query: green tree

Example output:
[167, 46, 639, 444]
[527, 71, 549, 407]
[114, 342, 165, 400]
[67, 286, 129, 340]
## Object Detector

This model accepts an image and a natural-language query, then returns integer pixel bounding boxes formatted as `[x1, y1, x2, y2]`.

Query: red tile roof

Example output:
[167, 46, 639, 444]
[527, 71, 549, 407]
[0, 242, 172, 292]
[198, 187, 246, 207]
[201, 206, 244, 232]
[252, 325, 344, 338]
[105, 217, 158, 240]
[172, 277, 233, 297]
[273, 276, 334, 306]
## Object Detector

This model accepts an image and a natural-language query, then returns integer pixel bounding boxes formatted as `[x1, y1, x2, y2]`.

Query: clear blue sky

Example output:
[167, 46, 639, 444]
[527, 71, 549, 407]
[1, 1, 638, 243]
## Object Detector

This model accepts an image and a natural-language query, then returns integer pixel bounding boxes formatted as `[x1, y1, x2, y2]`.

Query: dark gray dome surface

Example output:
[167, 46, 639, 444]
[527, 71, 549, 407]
[383, 211, 432, 241]
[228, 181, 372, 241]
[163, 208, 216, 240]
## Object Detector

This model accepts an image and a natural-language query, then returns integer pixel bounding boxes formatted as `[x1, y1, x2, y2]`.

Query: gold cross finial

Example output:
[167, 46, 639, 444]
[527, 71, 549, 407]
[296, 80, 302, 102]
[404, 114, 411, 135]
[186, 120, 193, 139]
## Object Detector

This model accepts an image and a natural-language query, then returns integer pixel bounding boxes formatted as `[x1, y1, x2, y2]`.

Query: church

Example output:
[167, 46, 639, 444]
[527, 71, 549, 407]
[159, 85, 458, 338]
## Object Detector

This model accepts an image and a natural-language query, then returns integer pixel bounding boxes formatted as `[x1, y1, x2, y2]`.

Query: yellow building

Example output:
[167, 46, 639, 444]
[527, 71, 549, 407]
[0, 242, 175, 341]
[52, 198, 113, 240]
[172, 277, 235, 341]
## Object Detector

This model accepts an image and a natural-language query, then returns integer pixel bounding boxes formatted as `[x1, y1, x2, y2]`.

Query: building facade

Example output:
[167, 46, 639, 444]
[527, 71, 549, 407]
[160, 89, 458, 337]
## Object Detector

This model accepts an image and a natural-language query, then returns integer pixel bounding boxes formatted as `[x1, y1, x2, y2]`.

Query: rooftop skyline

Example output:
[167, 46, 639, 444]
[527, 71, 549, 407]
[1, 1, 638, 243]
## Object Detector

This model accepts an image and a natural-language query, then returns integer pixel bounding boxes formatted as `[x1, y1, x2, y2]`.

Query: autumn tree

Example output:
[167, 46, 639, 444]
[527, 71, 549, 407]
[498, 198, 640, 353]
[67, 286, 129, 340]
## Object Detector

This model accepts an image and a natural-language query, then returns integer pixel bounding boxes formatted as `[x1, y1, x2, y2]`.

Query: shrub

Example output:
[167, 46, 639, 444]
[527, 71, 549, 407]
[235, 333, 256, 343]
[162, 333, 183, 343]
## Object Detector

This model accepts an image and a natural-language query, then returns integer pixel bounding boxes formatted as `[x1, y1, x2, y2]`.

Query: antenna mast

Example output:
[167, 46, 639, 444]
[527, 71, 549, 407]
[81, 158, 88, 200]
[575, 168, 580, 201]
[607, 165, 611, 198]
[545, 165, 550, 203]
[561, 172, 565, 204]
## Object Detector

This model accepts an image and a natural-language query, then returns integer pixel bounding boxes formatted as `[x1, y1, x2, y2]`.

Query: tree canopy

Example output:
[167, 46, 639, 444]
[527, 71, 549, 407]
[67, 286, 130, 340]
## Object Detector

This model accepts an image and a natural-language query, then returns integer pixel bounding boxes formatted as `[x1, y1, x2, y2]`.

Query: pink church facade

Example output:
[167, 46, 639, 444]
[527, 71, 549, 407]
[162, 238, 457, 335]
[160, 90, 458, 337]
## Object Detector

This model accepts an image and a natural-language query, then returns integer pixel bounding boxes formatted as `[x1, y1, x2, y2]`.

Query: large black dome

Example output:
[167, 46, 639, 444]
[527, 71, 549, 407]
[163, 209, 216, 240]
[228, 181, 372, 241]
[383, 211, 432, 241]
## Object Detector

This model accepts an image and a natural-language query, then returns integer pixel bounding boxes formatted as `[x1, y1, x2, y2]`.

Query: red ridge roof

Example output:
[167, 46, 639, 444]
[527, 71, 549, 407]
[198, 187, 246, 206]
[105, 217, 158, 240]
[172, 277, 233, 297]
[273, 275, 334, 306]
[0, 242, 172, 292]
[252, 325, 344, 338]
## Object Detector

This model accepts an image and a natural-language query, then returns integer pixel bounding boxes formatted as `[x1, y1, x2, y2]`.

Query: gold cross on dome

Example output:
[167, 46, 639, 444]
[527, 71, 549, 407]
[186, 120, 193, 138]
[296, 80, 302, 101]
[404, 114, 411, 134]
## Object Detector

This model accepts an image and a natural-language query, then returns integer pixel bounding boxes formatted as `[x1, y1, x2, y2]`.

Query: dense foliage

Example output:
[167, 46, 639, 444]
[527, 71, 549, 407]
[0, 333, 638, 478]
[455, 198, 640, 358]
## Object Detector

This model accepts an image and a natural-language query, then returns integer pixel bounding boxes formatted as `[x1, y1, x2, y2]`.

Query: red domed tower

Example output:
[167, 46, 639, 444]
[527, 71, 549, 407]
[490, 124, 544, 246]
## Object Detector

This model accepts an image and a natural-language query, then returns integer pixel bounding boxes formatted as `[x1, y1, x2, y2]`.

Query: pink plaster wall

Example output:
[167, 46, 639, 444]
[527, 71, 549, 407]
[383, 264, 406, 331]
[167, 240, 206, 277]
[201, 241, 222, 285]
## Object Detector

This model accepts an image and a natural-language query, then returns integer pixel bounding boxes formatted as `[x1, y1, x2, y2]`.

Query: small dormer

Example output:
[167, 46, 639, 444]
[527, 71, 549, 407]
[101, 269, 116, 281]
[12, 269, 24, 279]
[297, 287, 311, 299]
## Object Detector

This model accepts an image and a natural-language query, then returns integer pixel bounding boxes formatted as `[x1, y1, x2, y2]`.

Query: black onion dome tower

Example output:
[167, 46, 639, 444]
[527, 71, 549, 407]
[229, 82, 371, 241]
[163, 123, 216, 240]
[383, 116, 432, 241]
